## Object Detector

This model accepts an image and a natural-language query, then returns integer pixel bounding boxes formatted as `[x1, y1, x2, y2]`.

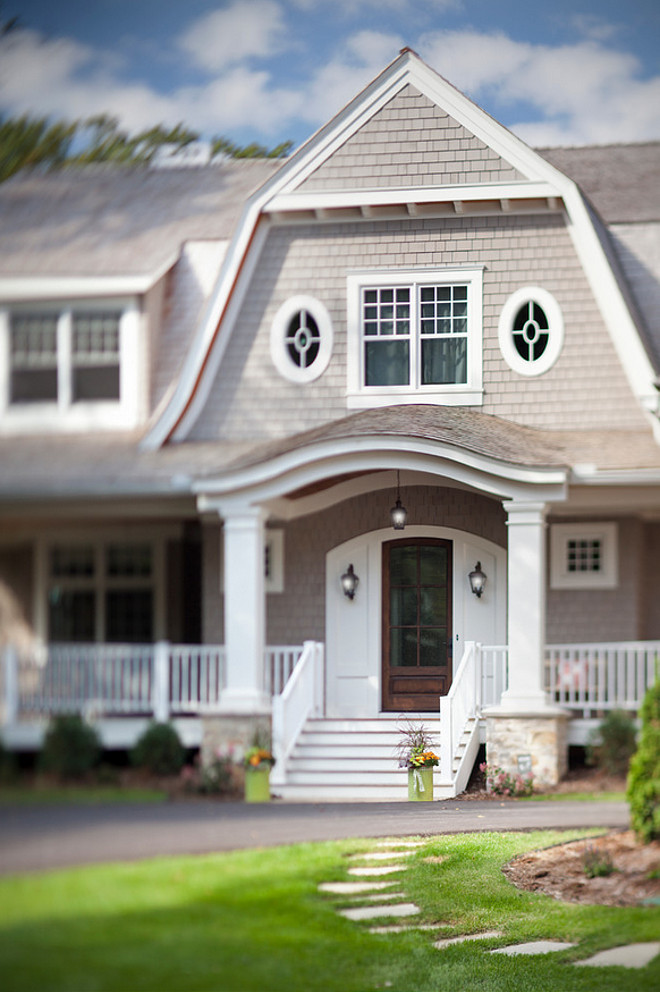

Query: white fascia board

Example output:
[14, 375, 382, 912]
[266, 182, 558, 214]
[0, 273, 163, 301]
[193, 434, 567, 507]
[560, 185, 659, 415]
[571, 465, 660, 485]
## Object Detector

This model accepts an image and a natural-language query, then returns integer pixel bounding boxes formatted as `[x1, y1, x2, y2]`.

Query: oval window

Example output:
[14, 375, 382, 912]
[498, 287, 563, 376]
[270, 295, 333, 383]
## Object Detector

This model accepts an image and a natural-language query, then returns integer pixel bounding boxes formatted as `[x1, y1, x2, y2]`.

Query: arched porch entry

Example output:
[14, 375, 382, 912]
[325, 525, 506, 717]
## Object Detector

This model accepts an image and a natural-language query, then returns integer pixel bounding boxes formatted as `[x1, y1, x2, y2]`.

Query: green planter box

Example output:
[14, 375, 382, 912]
[408, 766, 434, 801]
[244, 767, 271, 803]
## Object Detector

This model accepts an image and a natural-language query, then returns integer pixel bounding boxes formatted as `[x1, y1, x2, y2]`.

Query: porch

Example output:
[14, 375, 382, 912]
[1, 638, 656, 798]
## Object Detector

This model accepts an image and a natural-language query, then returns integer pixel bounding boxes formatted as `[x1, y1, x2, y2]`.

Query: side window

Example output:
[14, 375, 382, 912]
[550, 523, 618, 589]
[498, 287, 563, 376]
[347, 268, 483, 408]
[270, 295, 333, 383]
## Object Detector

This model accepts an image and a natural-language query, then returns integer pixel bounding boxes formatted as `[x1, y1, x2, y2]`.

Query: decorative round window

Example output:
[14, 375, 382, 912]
[270, 295, 333, 383]
[498, 287, 564, 376]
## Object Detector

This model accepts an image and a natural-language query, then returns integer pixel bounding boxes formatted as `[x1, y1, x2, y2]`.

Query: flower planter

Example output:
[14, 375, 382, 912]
[244, 767, 271, 803]
[408, 766, 434, 801]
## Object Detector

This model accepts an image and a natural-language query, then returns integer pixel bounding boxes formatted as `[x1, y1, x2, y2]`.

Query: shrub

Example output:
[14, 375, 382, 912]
[587, 709, 637, 776]
[131, 722, 185, 776]
[198, 754, 236, 794]
[39, 714, 101, 779]
[583, 846, 616, 878]
[627, 676, 660, 843]
[480, 762, 534, 797]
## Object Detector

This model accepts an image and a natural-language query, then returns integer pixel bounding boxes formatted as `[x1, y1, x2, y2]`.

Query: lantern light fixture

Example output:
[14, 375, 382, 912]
[341, 563, 359, 600]
[390, 470, 407, 530]
[469, 561, 487, 598]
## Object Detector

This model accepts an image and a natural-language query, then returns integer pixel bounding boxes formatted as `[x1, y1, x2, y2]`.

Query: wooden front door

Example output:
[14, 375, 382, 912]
[382, 538, 452, 711]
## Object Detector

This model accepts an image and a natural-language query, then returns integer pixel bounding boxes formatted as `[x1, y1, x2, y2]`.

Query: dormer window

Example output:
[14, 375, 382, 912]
[347, 267, 483, 408]
[1, 302, 141, 432]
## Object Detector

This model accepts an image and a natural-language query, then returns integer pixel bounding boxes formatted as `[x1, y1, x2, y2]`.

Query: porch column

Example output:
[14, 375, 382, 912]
[500, 500, 549, 711]
[484, 500, 568, 787]
[220, 503, 270, 714]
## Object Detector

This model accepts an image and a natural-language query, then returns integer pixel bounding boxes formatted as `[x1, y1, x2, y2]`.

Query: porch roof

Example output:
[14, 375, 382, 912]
[0, 407, 659, 503]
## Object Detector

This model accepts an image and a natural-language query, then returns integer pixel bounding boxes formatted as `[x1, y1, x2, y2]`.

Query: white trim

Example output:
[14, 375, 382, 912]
[498, 287, 564, 377]
[550, 521, 618, 590]
[0, 267, 175, 302]
[346, 266, 483, 406]
[270, 295, 333, 383]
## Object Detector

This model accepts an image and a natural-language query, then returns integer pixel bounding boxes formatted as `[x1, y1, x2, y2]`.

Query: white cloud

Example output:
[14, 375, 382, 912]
[420, 29, 660, 145]
[180, 1, 287, 72]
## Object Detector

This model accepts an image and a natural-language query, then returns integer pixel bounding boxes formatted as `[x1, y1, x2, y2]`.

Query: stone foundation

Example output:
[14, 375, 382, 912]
[201, 714, 272, 768]
[484, 710, 569, 787]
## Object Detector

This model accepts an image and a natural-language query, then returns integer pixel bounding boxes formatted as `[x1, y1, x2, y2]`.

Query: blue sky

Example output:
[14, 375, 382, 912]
[4, 0, 660, 148]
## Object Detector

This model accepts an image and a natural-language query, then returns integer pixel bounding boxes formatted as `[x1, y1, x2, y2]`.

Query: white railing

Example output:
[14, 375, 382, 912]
[440, 641, 481, 789]
[545, 641, 660, 717]
[169, 644, 226, 715]
[480, 644, 508, 707]
[271, 641, 324, 787]
[264, 645, 304, 696]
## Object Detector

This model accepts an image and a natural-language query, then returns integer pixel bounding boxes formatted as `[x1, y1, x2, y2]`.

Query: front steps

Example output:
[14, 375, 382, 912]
[274, 716, 457, 802]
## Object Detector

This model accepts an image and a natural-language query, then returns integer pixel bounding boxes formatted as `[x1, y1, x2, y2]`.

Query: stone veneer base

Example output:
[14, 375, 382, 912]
[484, 709, 570, 787]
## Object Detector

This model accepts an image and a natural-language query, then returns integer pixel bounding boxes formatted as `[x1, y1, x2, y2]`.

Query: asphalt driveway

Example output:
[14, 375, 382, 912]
[0, 797, 629, 874]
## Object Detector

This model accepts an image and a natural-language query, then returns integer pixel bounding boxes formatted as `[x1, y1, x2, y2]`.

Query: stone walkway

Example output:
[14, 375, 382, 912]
[317, 838, 660, 971]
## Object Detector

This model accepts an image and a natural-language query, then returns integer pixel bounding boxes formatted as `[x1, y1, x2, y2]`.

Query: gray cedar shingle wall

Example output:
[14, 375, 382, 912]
[298, 86, 525, 191]
[189, 212, 647, 441]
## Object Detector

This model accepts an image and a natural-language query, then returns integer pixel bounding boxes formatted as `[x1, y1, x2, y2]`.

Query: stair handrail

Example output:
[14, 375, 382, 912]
[440, 641, 481, 785]
[271, 640, 323, 787]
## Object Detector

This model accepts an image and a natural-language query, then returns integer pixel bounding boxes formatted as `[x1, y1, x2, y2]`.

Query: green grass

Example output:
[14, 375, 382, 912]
[0, 785, 167, 805]
[0, 830, 658, 991]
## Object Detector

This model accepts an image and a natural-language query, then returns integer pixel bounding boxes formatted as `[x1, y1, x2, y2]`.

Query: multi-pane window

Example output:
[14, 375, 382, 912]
[363, 284, 468, 388]
[550, 524, 618, 590]
[498, 287, 563, 377]
[566, 538, 601, 574]
[48, 542, 155, 643]
[347, 268, 483, 406]
[8, 308, 121, 406]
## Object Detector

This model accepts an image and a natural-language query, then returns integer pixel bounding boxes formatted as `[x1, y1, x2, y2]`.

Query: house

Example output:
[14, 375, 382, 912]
[1, 49, 659, 799]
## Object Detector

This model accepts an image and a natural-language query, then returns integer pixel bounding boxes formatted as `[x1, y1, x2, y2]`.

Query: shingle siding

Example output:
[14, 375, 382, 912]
[298, 86, 524, 191]
[190, 212, 647, 441]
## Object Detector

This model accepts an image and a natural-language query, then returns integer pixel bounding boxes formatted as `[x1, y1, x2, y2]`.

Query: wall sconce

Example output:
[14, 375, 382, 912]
[469, 561, 487, 598]
[390, 470, 407, 530]
[340, 563, 359, 600]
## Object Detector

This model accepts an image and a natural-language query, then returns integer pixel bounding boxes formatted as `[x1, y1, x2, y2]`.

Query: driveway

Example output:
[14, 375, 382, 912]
[0, 797, 629, 873]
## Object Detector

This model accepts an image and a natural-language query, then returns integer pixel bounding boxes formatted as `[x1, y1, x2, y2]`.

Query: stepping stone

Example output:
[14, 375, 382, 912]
[351, 851, 416, 861]
[491, 941, 577, 956]
[434, 932, 503, 949]
[348, 865, 406, 877]
[574, 943, 660, 969]
[319, 881, 399, 895]
[370, 923, 448, 934]
[339, 902, 421, 921]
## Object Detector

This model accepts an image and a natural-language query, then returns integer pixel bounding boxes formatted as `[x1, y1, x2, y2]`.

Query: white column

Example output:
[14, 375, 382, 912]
[500, 501, 549, 712]
[220, 504, 270, 713]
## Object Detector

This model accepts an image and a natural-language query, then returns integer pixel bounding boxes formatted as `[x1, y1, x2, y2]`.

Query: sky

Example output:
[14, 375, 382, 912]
[3, 0, 660, 150]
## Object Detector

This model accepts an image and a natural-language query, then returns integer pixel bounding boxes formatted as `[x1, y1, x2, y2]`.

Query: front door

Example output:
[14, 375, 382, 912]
[382, 538, 452, 711]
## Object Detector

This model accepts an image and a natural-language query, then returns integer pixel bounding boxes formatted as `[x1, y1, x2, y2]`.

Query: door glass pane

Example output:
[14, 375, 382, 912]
[419, 546, 447, 586]
[420, 586, 446, 626]
[49, 590, 95, 642]
[390, 545, 417, 586]
[390, 628, 418, 667]
[390, 587, 417, 626]
[420, 628, 447, 667]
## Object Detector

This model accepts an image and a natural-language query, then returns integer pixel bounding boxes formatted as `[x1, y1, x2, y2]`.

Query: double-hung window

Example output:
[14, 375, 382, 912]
[347, 268, 483, 407]
[0, 302, 141, 432]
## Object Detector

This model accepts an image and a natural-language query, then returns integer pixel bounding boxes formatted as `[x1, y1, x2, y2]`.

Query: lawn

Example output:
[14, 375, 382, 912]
[1, 830, 658, 992]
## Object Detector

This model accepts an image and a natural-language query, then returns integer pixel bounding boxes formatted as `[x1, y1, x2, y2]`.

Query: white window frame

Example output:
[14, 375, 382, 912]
[550, 522, 618, 590]
[0, 299, 143, 434]
[270, 295, 333, 384]
[498, 286, 564, 377]
[346, 267, 483, 408]
[33, 527, 178, 643]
